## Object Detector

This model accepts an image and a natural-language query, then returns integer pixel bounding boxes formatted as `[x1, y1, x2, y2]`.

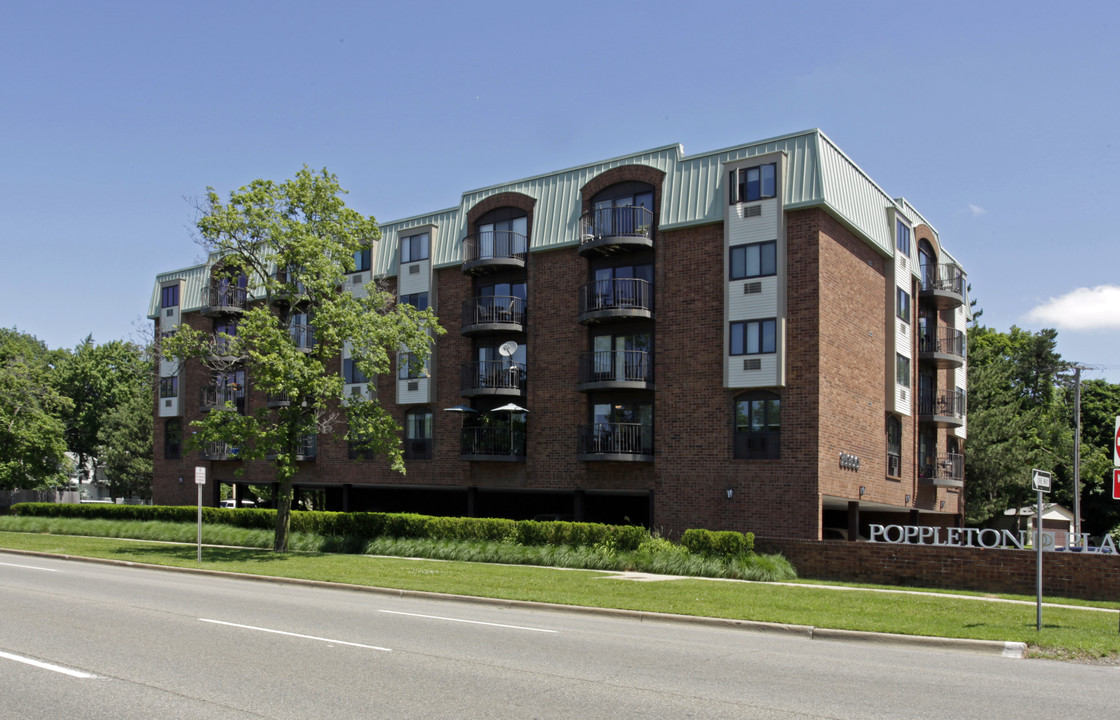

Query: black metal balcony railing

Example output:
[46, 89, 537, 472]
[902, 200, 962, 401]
[265, 435, 317, 461]
[578, 422, 653, 459]
[199, 386, 241, 412]
[289, 323, 316, 351]
[199, 441, 238, 461]
[579, 206, 654, 245]
[578, 278, 653, 321]
[461, 231, 528, 269]
[201, 284, 248, 314]
[461, 296, 526, 332]
[919, 263, 965, 308]
[270, 269, 306, 301]
[577, 350, 653, 387]
[460, 426, 526, 459]
[919, 328, 966, 358]
[460, 361, 525, 395]
[920, 452, 964, 485]
[918, 389, 967, 422]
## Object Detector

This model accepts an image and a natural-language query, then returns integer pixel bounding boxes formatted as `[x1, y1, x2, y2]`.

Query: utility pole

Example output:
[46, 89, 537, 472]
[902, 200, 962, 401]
[1073, 365, 1082, 537]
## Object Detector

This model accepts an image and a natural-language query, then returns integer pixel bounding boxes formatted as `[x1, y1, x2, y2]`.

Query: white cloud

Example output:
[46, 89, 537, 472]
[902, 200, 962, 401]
[968, 203, 987, 216]
[1025, 285, 1120, 330]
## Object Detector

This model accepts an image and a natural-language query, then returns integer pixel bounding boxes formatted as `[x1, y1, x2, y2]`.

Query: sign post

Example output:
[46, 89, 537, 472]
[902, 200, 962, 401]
[194, 466, 206, 563]
[1031, 469, 1051, 631]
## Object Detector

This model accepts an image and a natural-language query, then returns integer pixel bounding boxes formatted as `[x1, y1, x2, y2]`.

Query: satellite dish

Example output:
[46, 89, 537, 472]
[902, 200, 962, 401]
[498, 341, 518, 357]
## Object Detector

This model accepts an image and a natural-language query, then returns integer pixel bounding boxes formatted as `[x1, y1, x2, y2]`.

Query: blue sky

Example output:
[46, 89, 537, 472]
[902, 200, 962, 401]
[2, 0, 1118, 382]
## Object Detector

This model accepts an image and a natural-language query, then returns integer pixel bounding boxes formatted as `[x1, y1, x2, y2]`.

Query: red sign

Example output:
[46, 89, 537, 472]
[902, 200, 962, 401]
[1115, 416, 1120, 466]
[1114, 469, 1120, 501]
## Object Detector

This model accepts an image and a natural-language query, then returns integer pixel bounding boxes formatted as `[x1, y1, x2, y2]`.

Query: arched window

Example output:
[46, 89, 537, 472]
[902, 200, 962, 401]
[475, 207, 528, 259]
[918, 240, 937, 290]
[590, 182, 654, 238]
[734, 391, 780, 459]
[405, 407, 433, 460]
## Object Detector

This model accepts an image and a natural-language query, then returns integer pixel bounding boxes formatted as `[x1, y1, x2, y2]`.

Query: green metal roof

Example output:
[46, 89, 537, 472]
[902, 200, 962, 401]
[150, 129, 958, 312]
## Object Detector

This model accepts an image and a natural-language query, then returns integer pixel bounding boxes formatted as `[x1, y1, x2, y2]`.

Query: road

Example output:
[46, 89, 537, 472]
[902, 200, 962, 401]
[1, 551, 1117, 719]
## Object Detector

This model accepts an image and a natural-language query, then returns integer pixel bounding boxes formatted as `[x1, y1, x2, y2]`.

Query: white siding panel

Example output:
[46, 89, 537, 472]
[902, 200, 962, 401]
[728, 354, 780, 388]
[397, 377, 430, 405]
[158, 397, 179, 418]
[728, 277, 778, 320]
[397, 260, 430, 295]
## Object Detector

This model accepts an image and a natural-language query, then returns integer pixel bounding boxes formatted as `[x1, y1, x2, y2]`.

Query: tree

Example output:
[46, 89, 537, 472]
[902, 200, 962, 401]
[0, 329, 73, 490]
[98, 374, 154, 500]
[964, 325, 1071, 525]
[162, 167, 441, 551]
[55, 336, 151, 482]
[1069, 379, 1120, 535]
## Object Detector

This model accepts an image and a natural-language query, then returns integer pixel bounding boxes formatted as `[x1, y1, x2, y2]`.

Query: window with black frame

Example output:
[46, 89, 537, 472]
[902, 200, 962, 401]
[886, 415, 902, 477]
[164, 419, 181, 460]
[404, 407, 432, 460]
[729, 163, 777, 204]
[734, 391, 780, 459]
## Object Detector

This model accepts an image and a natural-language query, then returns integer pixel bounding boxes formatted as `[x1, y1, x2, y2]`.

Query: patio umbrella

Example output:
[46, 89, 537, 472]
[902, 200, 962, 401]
[491, 403, 528, 455]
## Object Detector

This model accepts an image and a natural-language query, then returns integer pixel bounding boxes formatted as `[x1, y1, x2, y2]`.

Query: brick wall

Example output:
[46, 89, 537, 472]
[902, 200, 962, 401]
[755, 536, 1120, 601]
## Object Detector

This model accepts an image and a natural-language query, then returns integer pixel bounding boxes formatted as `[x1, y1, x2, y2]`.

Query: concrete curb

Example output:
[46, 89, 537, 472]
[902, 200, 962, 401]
[1, 548, 1025, 658]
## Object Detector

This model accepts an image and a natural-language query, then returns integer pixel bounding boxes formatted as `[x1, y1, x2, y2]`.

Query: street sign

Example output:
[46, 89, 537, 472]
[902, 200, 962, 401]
[1032, 469, 1052, 493]
[1114, 469, 1120, 501]
[194, 466, 206, 485]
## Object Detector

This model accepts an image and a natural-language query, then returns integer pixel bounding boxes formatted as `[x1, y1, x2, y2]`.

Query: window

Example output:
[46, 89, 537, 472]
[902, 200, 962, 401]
[590, 332, 651, 382]
[734, 392, 780, 459]
[164, 419, 181, 460]
[586, 400, 653, 455]
[886, 415, 902, 478]
[896, 353, 910, 386]
[731, 319, 776, 355]
[289, 313, 314, 350]
[729, 163, 777, 204]
[161, 285, 179, 308]
[343, 358, 368, 385]
[352, 247, 370, 273]
[399, 292, 429, 311]
[401, 232, 429, 263]
[159, 376, 178, 398]
[404, 407, 433, 460]
[348, 432, 375, 460]
[730, 241, 776, 280]
[896, 287, 910, 323]
[896, 220, 911, 256]
[398, 352, 428, 380]
[476, 209, 528, 258]
[589, 182, 654, 237]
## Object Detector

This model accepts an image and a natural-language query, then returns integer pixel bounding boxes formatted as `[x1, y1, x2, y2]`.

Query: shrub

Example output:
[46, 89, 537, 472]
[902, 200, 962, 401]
[681, 528, 754, 557]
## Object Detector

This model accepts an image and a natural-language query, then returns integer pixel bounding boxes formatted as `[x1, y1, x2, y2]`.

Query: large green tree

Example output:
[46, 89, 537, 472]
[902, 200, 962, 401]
[0, 329, 73, 490]
[163, 167, 441, 551]
[97, 362, 155, 500]
[1069, 379, 1120, 535]
[965, 325, 1071, 524]
[55, 336, 151, 482]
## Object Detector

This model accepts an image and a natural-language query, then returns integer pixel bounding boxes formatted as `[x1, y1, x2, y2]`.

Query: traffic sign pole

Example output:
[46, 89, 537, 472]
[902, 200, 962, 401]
[1031, 469, 1051, 631]
[195, 467, 206, 563]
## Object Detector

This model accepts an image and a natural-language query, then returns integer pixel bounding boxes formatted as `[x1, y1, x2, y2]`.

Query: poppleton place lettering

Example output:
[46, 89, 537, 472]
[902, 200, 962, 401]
[868, 524, 1118, 553]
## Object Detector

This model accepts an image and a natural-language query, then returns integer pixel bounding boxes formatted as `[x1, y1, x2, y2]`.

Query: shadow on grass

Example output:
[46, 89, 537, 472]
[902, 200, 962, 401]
[111, 544, 290, 565]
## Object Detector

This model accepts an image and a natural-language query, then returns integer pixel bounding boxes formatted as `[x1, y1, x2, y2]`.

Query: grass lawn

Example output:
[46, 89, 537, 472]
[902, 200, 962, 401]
[1, 529, 1117, 663]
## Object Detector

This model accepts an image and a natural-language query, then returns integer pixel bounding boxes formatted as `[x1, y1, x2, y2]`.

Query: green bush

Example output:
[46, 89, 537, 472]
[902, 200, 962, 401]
[681, 528, 754, 557]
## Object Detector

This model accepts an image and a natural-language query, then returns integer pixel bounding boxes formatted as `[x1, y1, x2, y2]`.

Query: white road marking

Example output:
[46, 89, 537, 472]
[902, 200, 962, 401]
[0, 651, 98, 678]
[379, 610, 558, 633]
[0, 561, 59, 572]
[199, 619, 391, 651]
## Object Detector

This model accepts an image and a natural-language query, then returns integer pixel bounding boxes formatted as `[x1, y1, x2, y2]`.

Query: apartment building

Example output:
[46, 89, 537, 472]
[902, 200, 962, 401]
[149, 129, 968, 539]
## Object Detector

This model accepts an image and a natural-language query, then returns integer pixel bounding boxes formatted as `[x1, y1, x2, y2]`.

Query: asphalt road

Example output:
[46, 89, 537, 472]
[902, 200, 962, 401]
[2, 551, 1118, 719]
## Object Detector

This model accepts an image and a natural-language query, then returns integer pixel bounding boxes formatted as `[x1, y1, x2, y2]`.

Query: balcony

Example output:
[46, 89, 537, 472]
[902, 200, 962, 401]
[199, 386, 242, 413]
[461, 231, 528, 275]
[460, 426, 525, 462]
[266, 436, 317, 461]
[461, 296, 526, 336]
[918, 328, 966, 368]
[578, 206, 654, 256]
[919, 263, 965, 309]
[289, 323, 316, 352]
[270, 269, 306, 305]
[199, 441, 239, 461]
[200, 284, 248, 316]
[460, 360, 525, 398]
[578, 423, 653, 462]
[577, 350, 653, 391]
[578, 278, 653, 324]
[920, 452, 964, 488]
[918, 389, 966, 428]
[209, 334, 242, 363]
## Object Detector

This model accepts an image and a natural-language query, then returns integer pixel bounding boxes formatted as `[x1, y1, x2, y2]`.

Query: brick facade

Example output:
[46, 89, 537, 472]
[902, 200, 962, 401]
[151, 132, 968, 541]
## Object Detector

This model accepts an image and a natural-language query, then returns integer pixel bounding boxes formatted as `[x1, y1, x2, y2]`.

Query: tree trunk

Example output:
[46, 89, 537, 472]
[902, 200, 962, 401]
[273, 478, 293, 551]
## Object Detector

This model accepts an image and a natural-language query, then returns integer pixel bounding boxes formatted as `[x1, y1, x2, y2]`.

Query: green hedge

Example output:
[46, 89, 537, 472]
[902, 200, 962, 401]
[680, 528, 754, 557]
[8, 503, 648, 551]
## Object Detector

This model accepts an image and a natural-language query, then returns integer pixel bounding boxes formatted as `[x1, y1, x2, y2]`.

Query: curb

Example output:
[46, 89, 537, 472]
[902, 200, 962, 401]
[0, 548, 1025, 658]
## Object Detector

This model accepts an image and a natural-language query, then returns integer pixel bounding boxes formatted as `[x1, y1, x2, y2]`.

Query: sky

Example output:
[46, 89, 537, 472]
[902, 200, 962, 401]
[1, 0, 1118, 383]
